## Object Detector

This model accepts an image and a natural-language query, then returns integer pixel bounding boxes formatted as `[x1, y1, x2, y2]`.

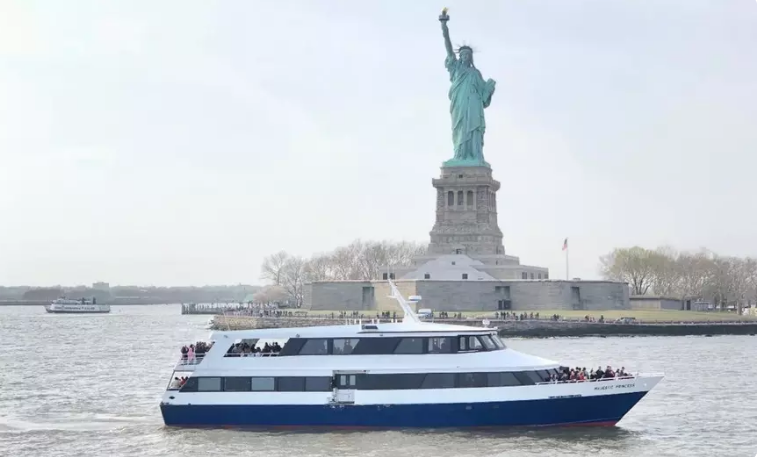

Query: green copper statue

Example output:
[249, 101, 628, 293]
[439, 8, 496, 168]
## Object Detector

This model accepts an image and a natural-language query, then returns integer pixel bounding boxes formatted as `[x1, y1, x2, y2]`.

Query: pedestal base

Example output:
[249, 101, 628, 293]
[442, 158, 491, 169]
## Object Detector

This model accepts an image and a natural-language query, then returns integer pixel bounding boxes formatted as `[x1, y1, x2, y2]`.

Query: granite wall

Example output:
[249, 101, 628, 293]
[305, 279, 629, 311]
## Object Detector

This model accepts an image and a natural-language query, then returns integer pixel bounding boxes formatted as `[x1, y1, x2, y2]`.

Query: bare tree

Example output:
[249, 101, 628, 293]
[262, 240, 427, 303]
[304, 254, 333, 282]
[599, 247, 660, 295]
[676, 250, 714, 305]
[649, 246, 680, 296]
[260, 251, 290, 285]
[600, 245, 757, 314]
[281, 256, 307, 307]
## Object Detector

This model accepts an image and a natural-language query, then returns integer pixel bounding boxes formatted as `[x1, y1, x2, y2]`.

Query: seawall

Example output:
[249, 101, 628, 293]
[207, 316, 757, 337]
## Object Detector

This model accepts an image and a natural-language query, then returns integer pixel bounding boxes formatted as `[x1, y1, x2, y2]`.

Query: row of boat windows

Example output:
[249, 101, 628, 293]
[226, 335, 506, 357]
[175, 370, 560, 393]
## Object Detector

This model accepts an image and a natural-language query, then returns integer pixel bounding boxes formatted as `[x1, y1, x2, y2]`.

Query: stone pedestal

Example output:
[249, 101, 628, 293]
[429, 166, 505, 256]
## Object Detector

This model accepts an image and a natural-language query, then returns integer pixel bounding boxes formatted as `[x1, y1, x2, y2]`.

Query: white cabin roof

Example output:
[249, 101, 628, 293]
[209, 321, 496, 341]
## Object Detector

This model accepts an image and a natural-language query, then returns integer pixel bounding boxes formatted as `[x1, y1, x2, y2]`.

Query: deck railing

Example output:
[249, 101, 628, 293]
[175, 354, 207, 366]
[223, 352, 281, 358]
[535, 374, 638, 385]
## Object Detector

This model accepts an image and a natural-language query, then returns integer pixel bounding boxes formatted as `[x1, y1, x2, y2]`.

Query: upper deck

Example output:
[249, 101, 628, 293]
[208, 320, 497, 341]
[174, 282, 558, 374]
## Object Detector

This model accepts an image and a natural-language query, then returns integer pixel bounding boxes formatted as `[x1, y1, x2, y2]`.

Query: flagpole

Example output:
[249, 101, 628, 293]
[565, 245, 569, 280]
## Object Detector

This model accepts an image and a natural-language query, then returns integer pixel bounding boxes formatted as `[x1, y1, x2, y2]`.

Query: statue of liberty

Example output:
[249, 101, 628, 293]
[439, 8, 496, 168]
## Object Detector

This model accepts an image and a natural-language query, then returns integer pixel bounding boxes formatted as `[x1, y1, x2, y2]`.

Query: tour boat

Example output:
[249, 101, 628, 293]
[44, 298, 111, 314]
[160, 281, 663, 428]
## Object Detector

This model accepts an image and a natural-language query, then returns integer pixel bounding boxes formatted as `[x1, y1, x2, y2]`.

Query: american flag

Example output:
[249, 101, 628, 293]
[562, 238, 568, 251]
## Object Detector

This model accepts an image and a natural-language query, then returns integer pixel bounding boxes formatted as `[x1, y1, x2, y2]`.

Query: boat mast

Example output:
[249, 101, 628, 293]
[387, 279, 421, 323]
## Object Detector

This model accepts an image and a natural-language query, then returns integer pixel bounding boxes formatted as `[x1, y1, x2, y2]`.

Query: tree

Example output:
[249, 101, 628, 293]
[281, 256, 307, 307]
[260, 251, 289, 285]
[600, 245, 757, 312]
[648, 246, 679, 296]
[253, 285, 288, 304]
[676, 251, 714, 304]
[260, 239, 427, 305]
[599, 247, 661, 295]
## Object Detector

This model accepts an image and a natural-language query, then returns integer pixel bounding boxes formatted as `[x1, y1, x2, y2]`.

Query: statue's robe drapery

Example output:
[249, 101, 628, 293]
[445, 55, 495, 163]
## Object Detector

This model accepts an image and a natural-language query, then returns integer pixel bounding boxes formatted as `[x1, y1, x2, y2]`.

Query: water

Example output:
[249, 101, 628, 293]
[0, 305, 754, 457]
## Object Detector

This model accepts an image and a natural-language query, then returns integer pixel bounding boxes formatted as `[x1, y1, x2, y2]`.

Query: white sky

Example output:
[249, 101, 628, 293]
[1, 0, 756, 286]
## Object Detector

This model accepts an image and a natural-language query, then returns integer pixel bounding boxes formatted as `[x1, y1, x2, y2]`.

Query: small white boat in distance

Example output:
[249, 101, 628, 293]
[44, 298, 110, 314]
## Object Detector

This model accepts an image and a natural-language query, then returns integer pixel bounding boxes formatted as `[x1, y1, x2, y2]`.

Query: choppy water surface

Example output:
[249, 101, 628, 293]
[0, 305, 754, 457]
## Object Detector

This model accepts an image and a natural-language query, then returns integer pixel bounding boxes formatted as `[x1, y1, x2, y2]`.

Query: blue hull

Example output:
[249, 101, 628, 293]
[160, 392, 647, 428]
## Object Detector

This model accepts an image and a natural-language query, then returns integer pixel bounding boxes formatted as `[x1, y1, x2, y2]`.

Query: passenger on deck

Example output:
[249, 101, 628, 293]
[188, 344, 195, 364]
[169, 377, 182, 389]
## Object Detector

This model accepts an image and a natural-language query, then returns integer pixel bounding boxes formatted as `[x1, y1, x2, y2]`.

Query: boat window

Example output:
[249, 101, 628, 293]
[524, 371, 544, 384]
[278, 338, 306, 356]
[492, 335, 507, 349]
[458, 372, 487, 388]
[487, 372, 522, 387]
[251, 377, 275, 391]
[277, 377, 306, 392]
[305, 377, 332, 392]
[351, 337, 401, 355]
[167, 371, 193, 390]
[427, 337, 453, 354]
[333, 338, 358, 355]
[459, 336, 484, 352]
[514, 371, 536, 386]
[479, 335, 496, 350]
[224, 377, 251, 392]
[179, 377, 199, 392]
[536, 370, 552, 382]
[421, 373, 456, 389]
[394, 338, 424, 354]
[337, 374, 357, 388]
[197, 377, 222, 392]
[298, 339, 329, 356]
[358, 373, 425, 390]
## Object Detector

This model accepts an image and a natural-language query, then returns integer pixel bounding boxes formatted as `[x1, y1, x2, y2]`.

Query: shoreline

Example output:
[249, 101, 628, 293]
[207, 315, 757, 337]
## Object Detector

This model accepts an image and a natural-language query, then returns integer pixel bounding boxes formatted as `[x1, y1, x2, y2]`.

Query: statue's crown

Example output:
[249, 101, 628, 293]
[456, 45, 473, 54]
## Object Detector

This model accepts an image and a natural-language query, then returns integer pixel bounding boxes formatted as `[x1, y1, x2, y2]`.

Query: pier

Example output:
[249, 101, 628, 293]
[181, 303, 263, 315]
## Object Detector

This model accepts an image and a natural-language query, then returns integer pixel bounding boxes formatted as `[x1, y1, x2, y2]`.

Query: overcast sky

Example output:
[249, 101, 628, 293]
[1, 0, 755, 286]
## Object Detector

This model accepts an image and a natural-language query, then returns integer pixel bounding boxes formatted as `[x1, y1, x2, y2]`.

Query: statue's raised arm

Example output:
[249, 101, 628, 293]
[439, 8, 455, 60]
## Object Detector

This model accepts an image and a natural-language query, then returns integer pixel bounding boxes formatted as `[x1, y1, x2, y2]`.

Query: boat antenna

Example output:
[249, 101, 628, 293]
[387, 279, 421, 323]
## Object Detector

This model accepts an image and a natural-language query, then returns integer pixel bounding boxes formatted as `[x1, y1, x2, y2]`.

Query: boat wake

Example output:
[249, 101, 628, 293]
[0, 413, 155, 432]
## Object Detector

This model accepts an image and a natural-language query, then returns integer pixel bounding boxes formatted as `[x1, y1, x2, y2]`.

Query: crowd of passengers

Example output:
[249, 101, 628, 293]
[548, 365, 631, 383]
[168, 376, 190, 389]
[179, 341, 213, 364]
[226, 341, 282, 357]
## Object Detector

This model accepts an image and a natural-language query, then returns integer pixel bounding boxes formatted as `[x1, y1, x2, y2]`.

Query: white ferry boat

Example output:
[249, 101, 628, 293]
[160, 282, 663, 428]
[44, 298, 110, 314]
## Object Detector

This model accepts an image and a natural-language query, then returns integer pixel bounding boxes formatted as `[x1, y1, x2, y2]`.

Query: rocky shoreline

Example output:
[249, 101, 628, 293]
[208, 315, 757, 337]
